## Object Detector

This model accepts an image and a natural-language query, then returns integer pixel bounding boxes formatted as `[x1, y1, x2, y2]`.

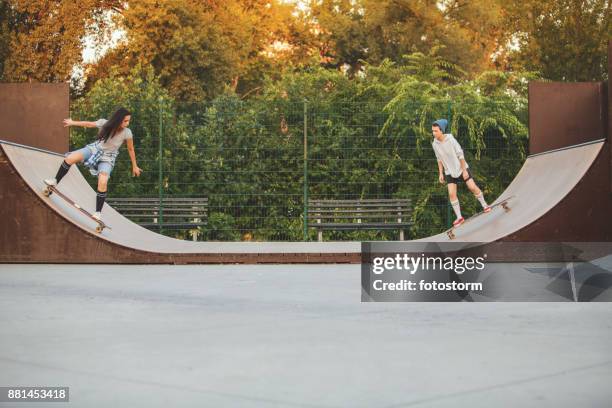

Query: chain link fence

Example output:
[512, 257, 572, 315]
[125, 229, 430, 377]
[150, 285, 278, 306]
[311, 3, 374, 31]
[71, 98, 527, 241]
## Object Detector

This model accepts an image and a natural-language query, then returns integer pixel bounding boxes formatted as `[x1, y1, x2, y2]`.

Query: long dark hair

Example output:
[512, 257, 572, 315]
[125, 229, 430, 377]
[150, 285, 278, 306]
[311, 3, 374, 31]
[98, 107, 131, 142]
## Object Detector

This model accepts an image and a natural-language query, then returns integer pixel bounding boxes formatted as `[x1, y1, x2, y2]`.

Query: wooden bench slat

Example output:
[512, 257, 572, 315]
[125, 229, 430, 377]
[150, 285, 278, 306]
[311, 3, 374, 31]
[313, 223, 413, 229]
[141, 223, 208, 228]
[115, 215, 207, 218]
[109, 197, 208, 201]
[309, 199, 410, 202]
[108, 203, 208, 207]
[122, 214, 208, 219]
[308, 208, 411, 215]
[308, 215, 411, 220]
[309, 203, 411, 209]
[109, 206, 208, 211]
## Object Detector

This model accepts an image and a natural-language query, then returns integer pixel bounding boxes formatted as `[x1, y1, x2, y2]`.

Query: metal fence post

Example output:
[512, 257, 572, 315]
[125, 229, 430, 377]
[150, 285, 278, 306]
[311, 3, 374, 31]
[158, 97, 164, 234]
[303, 99, 309, 241]
[446, 99, 452, 229]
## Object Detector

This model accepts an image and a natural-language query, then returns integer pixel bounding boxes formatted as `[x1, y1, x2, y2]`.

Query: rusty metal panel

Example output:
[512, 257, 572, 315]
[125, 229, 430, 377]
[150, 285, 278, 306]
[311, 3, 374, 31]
[609, 40, 612, 192]
[0, 83, 69, 153]
[529, 82, 606, 154]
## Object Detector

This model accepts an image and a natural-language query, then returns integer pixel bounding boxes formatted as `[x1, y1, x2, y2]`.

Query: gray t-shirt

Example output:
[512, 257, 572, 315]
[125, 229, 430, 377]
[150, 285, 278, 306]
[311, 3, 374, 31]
[95, 119, 133, 152]
[432, 134, 468, 177]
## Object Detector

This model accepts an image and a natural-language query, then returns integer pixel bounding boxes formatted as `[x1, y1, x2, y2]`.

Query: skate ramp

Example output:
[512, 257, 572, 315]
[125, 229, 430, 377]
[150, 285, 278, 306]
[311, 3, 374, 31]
[420, 139, 606, 242]
[0, 139, 608, 263]
[0, 141, 360, 262]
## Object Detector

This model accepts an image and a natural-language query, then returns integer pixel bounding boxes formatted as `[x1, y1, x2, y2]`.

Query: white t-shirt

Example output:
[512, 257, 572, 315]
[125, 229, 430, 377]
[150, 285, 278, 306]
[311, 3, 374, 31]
[432, 134, 468, 178]
[95, 119, 133, 153]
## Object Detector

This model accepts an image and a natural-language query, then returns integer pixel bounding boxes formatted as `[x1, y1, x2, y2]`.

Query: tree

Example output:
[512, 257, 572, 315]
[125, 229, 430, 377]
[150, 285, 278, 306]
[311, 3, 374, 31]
[0, 0, 12, 80]
[503, 0, 611, 81]
[86, 0, 314, 102]
[306, 0, 507, 76]
[2, 0, 123, 82]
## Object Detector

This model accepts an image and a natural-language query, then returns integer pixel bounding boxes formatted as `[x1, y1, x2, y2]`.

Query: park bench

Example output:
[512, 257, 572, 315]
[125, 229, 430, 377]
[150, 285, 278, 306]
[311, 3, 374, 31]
[107, 197, 208, 240]
[307, 198, 412, 242]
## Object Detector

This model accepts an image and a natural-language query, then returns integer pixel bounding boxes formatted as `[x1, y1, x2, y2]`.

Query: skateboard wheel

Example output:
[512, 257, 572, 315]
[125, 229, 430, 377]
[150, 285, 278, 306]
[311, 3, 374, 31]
[43, 188, 51, 197]
[447, 231, 455, 240]
[95, 225, 103, 233]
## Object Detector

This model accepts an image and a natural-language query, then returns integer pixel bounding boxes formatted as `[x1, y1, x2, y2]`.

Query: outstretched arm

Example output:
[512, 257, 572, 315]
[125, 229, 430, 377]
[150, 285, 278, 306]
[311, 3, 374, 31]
[63, 119, 98, 128]
[125, 138, 142, 177]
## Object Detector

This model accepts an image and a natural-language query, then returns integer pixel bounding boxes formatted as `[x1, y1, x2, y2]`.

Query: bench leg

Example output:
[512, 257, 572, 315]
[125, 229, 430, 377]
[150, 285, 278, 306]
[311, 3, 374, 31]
[318, 229, 323, 242]
[400, 230, 404, 241]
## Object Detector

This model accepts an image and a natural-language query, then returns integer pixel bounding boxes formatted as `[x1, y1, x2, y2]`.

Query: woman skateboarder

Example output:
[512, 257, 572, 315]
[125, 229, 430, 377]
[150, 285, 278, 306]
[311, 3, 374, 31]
[44, 107, 142, 221]
[431, 119, 490, 227]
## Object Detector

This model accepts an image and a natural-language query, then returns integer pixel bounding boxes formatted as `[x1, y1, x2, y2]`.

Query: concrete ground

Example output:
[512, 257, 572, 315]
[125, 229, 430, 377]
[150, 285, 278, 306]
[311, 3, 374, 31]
[0, 264, 611, 407]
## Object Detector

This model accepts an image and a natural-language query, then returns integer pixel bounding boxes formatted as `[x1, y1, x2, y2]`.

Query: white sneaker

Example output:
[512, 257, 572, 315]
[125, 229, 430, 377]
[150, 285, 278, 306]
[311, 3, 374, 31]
[44, 178, 57, 186]
[92, 212, 102, 221]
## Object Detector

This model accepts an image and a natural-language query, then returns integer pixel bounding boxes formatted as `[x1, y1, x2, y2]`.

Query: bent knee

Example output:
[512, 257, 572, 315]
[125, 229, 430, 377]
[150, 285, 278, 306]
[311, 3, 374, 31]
[97, 173, 109, 186]
[65, 153, 82, 165]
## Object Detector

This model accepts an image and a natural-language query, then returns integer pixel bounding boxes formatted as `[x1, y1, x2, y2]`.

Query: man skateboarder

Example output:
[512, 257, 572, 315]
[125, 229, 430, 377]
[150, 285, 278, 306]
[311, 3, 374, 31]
[431, 119, 490, 227]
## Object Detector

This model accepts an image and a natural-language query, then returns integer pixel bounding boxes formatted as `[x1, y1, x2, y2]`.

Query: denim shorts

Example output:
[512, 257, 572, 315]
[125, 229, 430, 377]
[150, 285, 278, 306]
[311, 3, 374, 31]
[73, 146, 114, 176]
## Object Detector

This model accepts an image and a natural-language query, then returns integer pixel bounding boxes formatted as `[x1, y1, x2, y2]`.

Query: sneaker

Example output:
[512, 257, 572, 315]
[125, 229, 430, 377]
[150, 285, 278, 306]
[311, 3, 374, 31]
[44, 178, 57, 186]
[453, 217, 465, 227]
[92, 212, 102, 221]
[483, 206, 492, 213]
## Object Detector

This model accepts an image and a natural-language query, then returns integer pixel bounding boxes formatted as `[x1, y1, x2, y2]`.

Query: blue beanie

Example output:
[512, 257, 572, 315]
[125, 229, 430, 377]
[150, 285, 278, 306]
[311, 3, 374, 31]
[433, 119, 448, 133]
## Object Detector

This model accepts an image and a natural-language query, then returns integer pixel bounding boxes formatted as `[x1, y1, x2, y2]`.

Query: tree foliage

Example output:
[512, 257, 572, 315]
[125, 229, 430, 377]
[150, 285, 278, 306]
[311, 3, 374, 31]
[307, 0, 508, 75]
[1, 0, 122, 82]
[0, 1, 12, 79]
[86, 0, 314, 102]
[3, 0, 607, 89]
[503, 0, 611, 81]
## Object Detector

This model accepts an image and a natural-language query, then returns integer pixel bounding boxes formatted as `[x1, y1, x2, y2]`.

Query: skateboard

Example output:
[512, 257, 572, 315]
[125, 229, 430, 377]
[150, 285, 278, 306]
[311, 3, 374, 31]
[42, 184, 110, 233]
[446, 196, 515, 240]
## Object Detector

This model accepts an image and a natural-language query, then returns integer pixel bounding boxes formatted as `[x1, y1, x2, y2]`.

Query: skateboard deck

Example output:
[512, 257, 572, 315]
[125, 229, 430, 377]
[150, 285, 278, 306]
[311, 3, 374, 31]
[42, 184, 110, 233]
[446, 196, 515, 240]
